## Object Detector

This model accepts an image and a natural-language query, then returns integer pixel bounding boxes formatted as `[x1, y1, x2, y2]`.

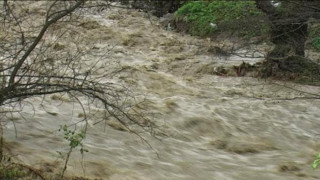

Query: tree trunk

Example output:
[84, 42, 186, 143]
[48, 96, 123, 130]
[268, 21, 308, 58]
[255, 0, 308, 59]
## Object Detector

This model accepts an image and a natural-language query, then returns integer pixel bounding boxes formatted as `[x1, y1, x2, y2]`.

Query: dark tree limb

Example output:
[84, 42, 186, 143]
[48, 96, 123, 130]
[8, 0, 85, 87]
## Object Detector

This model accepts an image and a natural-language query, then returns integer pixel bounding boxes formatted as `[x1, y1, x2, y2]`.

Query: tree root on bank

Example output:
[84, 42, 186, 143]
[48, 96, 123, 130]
[211, 56, 320, 85]
[259, 56, 320, 84]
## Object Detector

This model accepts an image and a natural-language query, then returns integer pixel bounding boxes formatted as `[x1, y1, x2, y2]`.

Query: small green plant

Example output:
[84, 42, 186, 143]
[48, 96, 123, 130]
[58, 125, 88, 179]
[312, 37, 320, 51]
[0, 165, 25, 179]
[312, 153, 320, 169]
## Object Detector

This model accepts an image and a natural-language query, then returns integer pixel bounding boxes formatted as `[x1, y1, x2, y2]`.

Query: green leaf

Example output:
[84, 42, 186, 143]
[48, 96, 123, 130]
[312, 159, 320, 169]
[312, 162, 319, 169]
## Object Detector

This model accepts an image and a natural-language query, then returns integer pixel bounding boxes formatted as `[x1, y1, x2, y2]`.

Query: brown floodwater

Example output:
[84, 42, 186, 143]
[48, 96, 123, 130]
[2, 2, 320, 180]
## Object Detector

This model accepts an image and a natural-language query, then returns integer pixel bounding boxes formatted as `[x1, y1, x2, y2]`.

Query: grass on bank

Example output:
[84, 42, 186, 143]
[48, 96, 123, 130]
[174, 1, 267, 38]
[174, 0, 320, 50]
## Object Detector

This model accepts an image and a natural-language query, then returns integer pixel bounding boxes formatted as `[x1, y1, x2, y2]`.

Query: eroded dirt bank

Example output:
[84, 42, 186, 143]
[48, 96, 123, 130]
[2, 2, 320, 180]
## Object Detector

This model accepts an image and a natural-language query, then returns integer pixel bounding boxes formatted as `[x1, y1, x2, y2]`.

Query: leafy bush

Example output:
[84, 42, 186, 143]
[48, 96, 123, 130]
[312, 37, 320, 51]
[206, 1, 262, 22]
[174, 1, 265, 37]
[0, 165, 25, 179]
[175, 1, 216, 37]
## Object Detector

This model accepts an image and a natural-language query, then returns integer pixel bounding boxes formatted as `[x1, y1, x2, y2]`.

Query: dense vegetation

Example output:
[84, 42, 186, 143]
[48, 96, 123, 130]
[174, 1, 267, 38]
[174, 0, 320, 52]
[313, 37, 320, 51]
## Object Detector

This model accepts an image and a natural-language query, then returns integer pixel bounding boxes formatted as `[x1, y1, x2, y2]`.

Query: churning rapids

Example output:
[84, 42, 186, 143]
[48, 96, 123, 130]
[3, 2, 320, 180]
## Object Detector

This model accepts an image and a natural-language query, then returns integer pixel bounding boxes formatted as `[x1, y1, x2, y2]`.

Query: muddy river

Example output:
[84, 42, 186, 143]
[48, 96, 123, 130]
[2, 2, 320, 180]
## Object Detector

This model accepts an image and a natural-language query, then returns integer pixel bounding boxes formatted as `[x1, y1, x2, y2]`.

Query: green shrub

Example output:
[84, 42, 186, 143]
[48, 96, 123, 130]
[312, 37, 320, 51]
[174, 1, 265, 37]
[0, 165, 25, 179]
[206, 1, 262, 22]
[175, 1, 216, 37]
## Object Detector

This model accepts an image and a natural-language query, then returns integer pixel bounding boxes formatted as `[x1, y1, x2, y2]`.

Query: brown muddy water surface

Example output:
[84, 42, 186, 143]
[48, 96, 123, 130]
[2, 2, 320, 180]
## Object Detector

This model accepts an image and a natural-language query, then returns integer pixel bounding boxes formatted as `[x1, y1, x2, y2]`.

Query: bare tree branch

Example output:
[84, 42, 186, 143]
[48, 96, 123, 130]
[8, 0, 85, 87]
